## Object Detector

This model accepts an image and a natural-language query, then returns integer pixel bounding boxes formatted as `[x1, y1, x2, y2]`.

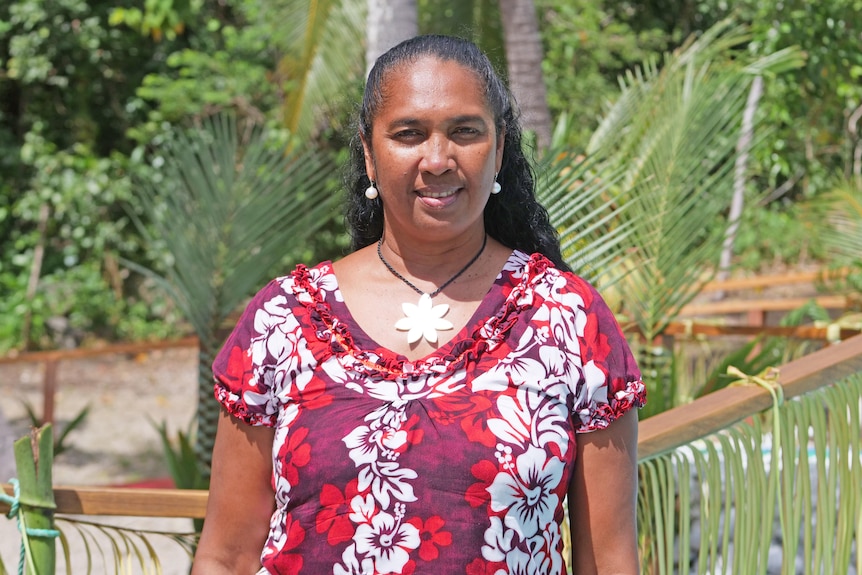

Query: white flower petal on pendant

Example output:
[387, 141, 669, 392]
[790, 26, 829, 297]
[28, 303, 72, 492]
[393, 293, 453, 344]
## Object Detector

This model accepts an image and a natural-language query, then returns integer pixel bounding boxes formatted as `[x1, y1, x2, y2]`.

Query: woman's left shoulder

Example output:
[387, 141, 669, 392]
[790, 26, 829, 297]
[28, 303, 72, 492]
[521, 252, 604, 306]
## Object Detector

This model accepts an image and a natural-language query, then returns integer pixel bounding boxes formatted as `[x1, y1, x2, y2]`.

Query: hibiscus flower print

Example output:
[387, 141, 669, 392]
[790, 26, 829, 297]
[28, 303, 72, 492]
[306, 263, 342, 301]
[506, 546, 556, 575]
[343, 422, 383, 466]
[262, 510, 306, 573]
[480, 516, 514, 562]
[334, 543, 374, 575]
[357, 460, 418, 510]
[465, 459, 497, 508]
[275, 426, 311, 486]
[316, 480, 360, 545]
[406, 515, 452, 561]
[487, 446, 564, 538]
[474, 328, 542, 391]
[354, 511, 420, 574]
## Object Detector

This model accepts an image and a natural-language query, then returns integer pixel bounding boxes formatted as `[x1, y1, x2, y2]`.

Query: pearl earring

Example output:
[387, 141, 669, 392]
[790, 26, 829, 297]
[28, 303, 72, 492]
[365, 181, 379, 200]
[491, 173, 502, 195]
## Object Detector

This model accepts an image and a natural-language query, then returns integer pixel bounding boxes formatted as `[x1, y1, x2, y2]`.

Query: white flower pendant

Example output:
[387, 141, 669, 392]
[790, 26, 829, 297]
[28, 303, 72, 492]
[394, 293, 454, 344]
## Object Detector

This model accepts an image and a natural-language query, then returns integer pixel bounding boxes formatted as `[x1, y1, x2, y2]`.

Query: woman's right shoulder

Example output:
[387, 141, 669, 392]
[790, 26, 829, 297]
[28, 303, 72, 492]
[250, 260, 333, 304]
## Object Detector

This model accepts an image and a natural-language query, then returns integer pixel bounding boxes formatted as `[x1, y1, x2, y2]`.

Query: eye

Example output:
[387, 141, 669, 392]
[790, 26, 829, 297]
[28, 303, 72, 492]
[392, 129, 423, 142]
[452, 126, 482, 139]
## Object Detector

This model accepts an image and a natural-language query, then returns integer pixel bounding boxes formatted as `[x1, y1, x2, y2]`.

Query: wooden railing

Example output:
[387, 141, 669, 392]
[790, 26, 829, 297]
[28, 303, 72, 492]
[679, 266, 856, 323]
[638, 331, 862, 460]
[3, 333, 862, 521]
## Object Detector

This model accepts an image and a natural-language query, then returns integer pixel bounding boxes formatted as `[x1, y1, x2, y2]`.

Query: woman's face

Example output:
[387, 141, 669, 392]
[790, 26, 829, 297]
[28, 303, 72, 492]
[362, 56, 504, 245]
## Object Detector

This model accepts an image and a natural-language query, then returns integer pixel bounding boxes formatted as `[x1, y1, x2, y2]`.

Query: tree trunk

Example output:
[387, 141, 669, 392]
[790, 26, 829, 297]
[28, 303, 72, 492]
[717, 76, 763, 287]
[366, 0, 418, 75]
[498, 0, 552, 151]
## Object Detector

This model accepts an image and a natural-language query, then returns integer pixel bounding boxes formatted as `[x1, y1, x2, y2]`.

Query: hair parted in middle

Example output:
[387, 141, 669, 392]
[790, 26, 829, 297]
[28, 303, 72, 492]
[344, 34, 570, 272]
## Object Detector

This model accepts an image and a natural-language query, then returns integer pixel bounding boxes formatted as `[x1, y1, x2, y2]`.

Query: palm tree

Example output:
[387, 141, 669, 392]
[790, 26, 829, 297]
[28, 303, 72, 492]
[366, 0, 418, 74]
[128, 114, 340, 475]
[273, 0, 367, 140]
[539, 21, 803, 417]
[499, 0, 552, 150]
[810, 178, 862, 293]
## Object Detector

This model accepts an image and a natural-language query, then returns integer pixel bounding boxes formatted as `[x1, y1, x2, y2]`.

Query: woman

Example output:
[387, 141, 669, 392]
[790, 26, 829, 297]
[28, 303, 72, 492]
[193, 34, 646, 575]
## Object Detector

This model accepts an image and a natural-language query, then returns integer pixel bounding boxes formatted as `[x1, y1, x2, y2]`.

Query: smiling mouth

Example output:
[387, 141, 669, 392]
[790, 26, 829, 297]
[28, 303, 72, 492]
[418, 188, 459, 199]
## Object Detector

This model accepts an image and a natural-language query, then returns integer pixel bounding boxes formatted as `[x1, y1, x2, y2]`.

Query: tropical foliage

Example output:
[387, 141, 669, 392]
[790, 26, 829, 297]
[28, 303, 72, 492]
[582, 22, 803, 340]
[1, 2, 861, 572]
[126, 113, 340, 473]
[538, 22, 807, 416]
[2, 0, 859, 355]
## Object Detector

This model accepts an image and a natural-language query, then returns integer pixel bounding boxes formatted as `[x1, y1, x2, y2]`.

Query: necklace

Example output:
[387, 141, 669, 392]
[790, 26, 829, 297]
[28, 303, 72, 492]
[377, 235, 487, 345]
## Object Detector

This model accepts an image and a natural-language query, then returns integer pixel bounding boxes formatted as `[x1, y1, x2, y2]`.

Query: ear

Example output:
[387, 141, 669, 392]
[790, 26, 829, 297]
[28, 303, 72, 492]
[495, 127, 506, 173]
[360, 133, 375, 181]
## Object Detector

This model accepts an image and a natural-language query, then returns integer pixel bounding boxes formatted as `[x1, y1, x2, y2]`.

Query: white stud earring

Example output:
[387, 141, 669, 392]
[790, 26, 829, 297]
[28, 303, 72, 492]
[492, 173, 502, 195]
[365, 181, 379, 200]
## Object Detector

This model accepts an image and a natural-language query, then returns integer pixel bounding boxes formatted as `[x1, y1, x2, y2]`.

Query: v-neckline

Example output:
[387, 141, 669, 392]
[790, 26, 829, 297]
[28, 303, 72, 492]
[288, 250, 538, 376]
[325, 257, 511, 364]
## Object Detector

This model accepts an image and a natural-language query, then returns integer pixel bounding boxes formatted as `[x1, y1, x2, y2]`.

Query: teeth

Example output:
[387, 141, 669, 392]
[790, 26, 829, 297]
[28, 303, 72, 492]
[421, 189, 457, 199]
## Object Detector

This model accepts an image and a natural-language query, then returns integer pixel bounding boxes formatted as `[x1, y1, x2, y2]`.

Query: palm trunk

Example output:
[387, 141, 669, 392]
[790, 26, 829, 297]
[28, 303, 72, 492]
[195, 342, 219, 479]
[717, 76, 763, 287]
[498, 0, 552, 151]
[366, 0, 418, 75]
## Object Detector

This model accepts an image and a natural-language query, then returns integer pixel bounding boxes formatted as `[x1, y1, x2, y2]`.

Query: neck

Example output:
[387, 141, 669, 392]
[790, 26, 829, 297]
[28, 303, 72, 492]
[378, 231, 488, 291]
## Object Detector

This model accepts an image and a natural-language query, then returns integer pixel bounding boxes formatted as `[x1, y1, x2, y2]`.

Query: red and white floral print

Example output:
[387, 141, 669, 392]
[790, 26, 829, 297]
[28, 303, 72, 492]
[214, 251, 645, 574]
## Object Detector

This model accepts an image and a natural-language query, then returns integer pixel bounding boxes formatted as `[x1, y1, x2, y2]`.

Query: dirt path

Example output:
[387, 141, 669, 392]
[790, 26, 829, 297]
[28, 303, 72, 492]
[0, 346, 199, 572]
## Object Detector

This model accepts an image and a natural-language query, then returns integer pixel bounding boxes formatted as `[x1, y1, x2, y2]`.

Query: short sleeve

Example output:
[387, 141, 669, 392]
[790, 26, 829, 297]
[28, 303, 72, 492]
[566, 274, 646, 433]
[212, 278, 291, 427]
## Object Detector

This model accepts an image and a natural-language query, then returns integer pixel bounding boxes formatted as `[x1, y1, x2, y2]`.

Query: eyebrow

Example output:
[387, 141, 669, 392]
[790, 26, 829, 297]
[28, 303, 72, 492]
[387, 115, 489, 128]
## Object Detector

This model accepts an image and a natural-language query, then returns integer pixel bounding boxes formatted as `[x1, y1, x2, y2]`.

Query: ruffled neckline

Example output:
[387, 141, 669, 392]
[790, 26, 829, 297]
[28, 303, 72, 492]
[288, 250, 554, 381]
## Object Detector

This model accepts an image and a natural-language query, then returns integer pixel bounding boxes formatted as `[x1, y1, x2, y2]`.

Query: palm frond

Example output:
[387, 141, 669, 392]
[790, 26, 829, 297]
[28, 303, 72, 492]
[52, 517, 197, 574]
[639, 372, 862, 574]
[277, 0, 366, 139]
[126, 113, 340, 471]
[569, 21, 804, 340]
[537, 151, 633, 287]
[129, 113, 339, 341]
[821, 180, 862, 264]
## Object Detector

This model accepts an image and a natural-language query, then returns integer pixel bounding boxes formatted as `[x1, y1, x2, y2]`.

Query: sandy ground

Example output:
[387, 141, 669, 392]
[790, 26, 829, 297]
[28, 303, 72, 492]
[0, 346, 199, 573]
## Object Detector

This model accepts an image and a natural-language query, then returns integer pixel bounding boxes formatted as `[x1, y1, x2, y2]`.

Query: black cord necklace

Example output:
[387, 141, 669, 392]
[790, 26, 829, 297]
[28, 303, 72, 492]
[377, 235, 488, 344]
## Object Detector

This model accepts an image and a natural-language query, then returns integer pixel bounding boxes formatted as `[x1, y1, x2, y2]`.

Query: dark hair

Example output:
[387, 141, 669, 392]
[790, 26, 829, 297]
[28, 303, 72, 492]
[344, 34, 570, 272]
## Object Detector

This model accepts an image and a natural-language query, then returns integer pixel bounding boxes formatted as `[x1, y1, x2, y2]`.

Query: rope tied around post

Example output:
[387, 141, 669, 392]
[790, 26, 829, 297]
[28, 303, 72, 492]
[726, 365, 784, 448]
[2, 478, 60, 575]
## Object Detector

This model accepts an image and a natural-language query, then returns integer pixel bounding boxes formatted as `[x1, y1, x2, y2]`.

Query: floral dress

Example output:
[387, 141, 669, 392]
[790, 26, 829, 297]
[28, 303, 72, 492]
[213, 250, 646, 575]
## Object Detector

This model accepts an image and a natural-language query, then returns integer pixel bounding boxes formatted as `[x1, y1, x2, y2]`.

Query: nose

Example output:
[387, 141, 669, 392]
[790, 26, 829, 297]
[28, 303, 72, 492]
[418, 134, 455, 175]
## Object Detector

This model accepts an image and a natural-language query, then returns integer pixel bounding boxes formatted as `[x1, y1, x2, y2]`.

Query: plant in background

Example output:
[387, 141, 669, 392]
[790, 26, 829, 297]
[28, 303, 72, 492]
[125, 113, 340, 479]
[21, 402, 90, 458]
[542, 21, 803, 418]
[152, 418, 207, 533]
[817, 179, 862, 293]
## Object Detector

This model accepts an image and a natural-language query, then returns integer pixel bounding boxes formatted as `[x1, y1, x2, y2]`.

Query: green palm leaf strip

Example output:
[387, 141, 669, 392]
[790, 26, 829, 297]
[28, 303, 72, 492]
[637, 372, 862, 574]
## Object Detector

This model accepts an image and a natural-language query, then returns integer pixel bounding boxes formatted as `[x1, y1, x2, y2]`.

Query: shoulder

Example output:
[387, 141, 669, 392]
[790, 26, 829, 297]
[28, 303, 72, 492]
[517, 252, 605, 310]
[227, 260, 336, 332]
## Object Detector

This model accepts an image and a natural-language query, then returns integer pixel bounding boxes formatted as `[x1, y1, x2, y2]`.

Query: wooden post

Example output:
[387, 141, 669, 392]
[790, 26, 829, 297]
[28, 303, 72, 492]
[13, 424, 57, 575]
[42, 360, 58, 425]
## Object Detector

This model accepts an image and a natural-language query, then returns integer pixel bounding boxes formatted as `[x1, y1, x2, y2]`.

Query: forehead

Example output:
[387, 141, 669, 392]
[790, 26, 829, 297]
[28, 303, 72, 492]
[375, 56, 490, 120]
